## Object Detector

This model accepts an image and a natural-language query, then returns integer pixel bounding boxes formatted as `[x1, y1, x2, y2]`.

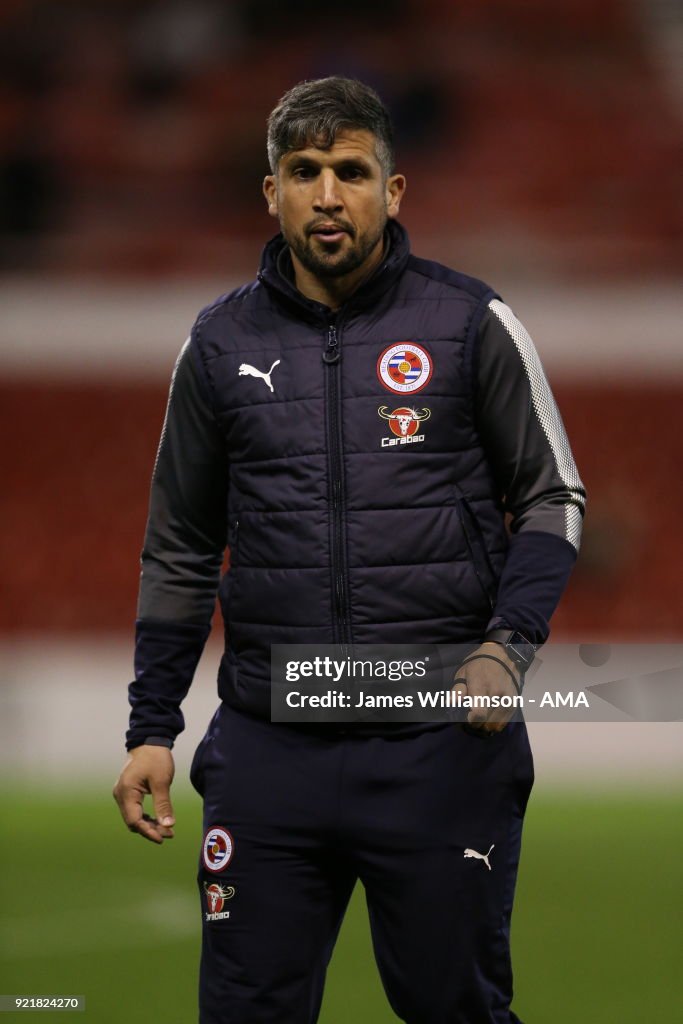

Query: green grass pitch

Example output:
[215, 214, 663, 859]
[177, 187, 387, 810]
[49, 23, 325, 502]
[1, 788, 680, 1022]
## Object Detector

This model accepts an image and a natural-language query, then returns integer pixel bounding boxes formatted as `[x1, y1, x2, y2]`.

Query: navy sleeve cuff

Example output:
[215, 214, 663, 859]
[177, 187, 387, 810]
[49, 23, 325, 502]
[486, 530, 578, 646]
[125, 619, 211, 750]
[127, 736, 175, 751]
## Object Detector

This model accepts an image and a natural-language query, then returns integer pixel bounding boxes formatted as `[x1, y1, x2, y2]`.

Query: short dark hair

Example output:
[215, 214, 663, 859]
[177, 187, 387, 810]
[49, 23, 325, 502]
[267, 76, 395, 177]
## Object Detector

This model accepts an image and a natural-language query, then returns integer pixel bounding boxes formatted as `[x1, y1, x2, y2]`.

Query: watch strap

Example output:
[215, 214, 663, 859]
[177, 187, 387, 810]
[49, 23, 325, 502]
[484, 628, 536, 671]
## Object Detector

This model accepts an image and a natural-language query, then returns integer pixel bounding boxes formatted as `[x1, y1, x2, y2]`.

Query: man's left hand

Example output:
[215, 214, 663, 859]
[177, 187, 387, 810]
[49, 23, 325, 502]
[452, 642, 521, 734]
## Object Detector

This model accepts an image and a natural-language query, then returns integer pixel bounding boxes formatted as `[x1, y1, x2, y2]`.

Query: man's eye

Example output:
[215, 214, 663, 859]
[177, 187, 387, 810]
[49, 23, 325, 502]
[341, 167, 363, 180]
[294, 167, 315, 179]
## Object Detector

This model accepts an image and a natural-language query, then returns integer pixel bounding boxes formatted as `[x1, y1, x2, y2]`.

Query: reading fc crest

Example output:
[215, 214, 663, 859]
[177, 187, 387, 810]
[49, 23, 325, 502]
[203, 827, 234, 873]
[377, 343, 433, 395]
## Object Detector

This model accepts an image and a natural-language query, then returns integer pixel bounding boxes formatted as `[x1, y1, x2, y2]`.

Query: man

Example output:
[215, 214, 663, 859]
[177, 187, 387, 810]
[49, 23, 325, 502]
[114, 77, 585, 1023]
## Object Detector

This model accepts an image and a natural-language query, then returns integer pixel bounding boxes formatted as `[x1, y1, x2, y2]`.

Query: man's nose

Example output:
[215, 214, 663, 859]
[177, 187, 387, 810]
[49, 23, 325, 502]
[313, 170, 343, 212]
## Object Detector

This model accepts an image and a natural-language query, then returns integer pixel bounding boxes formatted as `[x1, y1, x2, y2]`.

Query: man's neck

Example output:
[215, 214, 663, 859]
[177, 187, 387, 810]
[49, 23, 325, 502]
[290, 237, 385, 311]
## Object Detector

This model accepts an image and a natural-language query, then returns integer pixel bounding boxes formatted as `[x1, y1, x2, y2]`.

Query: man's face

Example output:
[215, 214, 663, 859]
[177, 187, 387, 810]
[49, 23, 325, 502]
[263, 129, 405, 281]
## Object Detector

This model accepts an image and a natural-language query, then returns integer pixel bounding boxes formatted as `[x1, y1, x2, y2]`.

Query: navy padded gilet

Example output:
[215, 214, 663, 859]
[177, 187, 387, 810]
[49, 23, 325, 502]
[191, 221, 507, 717]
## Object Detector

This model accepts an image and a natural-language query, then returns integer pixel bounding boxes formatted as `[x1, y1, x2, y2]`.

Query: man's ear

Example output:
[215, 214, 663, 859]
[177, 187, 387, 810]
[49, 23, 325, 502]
[263, 175, 278, 218]
[386, 173, 406, 220]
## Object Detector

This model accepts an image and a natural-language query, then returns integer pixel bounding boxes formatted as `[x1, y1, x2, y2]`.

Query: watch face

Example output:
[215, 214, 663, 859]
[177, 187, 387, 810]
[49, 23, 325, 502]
[508, 632, 535, 668]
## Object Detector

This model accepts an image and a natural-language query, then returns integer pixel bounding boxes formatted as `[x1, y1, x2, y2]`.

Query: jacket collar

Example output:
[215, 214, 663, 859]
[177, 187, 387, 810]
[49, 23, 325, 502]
[257, 219, 411, 321]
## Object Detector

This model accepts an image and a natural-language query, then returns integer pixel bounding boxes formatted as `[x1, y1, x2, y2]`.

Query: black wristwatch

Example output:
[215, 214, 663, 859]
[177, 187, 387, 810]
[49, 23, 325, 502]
[484, 629, 536, 674]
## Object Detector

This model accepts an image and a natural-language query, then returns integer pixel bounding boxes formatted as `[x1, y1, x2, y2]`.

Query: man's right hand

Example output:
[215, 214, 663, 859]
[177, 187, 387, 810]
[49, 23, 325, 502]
[113, 745, 176, 844]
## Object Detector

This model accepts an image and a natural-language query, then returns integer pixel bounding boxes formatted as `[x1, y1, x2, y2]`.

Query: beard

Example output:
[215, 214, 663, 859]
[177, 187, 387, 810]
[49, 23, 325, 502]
[284, 212, 387, 280]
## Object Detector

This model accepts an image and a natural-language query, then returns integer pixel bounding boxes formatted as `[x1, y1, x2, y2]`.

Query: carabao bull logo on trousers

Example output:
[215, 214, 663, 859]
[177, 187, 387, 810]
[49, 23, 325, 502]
[204, 882, 235, 922]
[378, 406, 431, 448]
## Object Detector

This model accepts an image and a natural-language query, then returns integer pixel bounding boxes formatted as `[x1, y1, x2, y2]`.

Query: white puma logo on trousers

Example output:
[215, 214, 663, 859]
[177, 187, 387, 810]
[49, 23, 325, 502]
[238, 359, 280, 393]
[463, 844, 495, 870]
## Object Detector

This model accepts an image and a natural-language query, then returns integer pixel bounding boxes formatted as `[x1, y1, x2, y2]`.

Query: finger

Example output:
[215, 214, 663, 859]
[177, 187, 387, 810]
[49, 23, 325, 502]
[475, 706, 515, 734]
[468, 705, 514, 730]
[485, 708, 514, 733]
[465, 690, 499, 727]
[140, 813, 174, 840]
[449, 678, 469, 723]
[114, 780, 169, 843]
[451, 678, 468, 698]
[467, 704, 490, 725]
[129, 813, 165, 845]
[485, 720, 506, 733]
[113, 780, 146, 830]
[116, 788, 165, 844]
[138, 814, 175, 840]
[455, 669, 487, 724]
[150, 780, 175, 830]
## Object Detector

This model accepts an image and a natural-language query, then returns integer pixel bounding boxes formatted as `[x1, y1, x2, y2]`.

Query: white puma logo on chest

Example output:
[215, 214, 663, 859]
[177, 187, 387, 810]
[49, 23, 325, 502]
[238, 359, 280, 393]
[463, 844, 495, 870]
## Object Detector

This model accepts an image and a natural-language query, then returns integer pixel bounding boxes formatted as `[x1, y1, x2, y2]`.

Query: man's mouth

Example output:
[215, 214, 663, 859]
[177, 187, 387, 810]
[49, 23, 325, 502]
[309, 224, 351, 243]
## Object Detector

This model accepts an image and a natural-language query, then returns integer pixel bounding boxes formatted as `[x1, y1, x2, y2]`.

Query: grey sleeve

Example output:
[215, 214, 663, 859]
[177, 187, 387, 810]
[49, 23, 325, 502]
[137, 337, 228, 624]
[475, 300, 586, 550]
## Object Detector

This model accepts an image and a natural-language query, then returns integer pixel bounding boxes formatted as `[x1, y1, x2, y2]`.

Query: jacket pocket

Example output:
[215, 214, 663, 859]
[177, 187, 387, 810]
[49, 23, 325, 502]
[189, 732, 212, 796]
[229, 517, 240, 569]
[453, 492, 497, 612]
[220, 518, 240, 621]
[189, 707, 221, 796]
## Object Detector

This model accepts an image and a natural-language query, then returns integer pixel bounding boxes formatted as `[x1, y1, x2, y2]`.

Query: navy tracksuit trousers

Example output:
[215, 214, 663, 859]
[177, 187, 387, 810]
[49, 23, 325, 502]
[191, 704, 533, 1024]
